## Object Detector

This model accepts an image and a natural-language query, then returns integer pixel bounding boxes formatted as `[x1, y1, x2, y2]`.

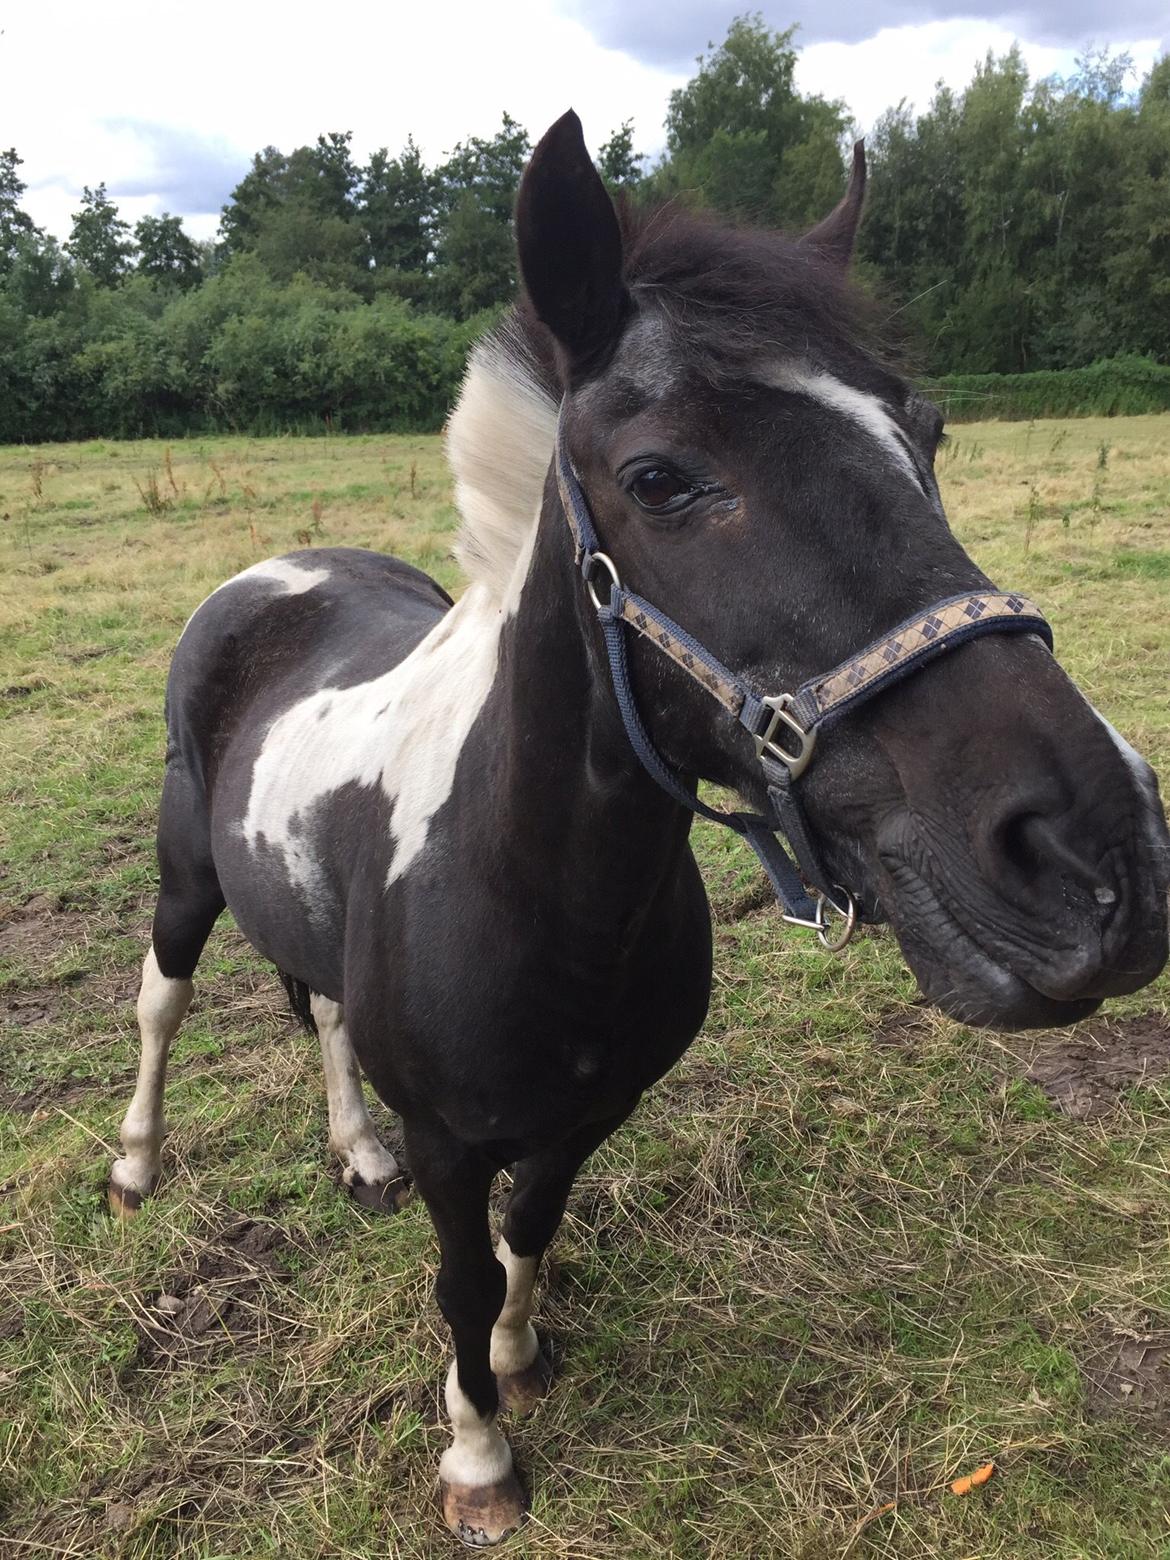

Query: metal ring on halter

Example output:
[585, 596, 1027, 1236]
[816, 887, 858, 952]
[583, 552, 621, 612]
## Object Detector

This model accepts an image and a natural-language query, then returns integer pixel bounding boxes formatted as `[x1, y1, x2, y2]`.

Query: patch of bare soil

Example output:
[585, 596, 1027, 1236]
[1081, 1315, 1170, 1428]
[871, 1008, 935, 1048]
[0, 890, 94, 961]
[1021, 1015, 1170, 1119]
[134, 1219, 294, 1369]
[1, 984, 64, 1030]
[4, 1062, 140, 1115]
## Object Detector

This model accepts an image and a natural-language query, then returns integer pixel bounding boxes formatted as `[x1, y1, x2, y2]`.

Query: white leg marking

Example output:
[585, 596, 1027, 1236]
[489, 1237, 540, 1376]
[310, 994, 399, 1187]
[111, 947, 191, 1197]
[439, 1359, 514, 1489]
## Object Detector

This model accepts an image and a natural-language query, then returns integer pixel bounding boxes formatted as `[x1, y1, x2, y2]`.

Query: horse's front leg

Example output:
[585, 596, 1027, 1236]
[493, 1108, 634, 1415]
[404, 1118, 523, 1547]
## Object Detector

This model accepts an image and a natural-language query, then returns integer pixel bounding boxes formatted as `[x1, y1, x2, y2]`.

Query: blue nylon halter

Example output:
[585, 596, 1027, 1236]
[555, 421, 1054, 949]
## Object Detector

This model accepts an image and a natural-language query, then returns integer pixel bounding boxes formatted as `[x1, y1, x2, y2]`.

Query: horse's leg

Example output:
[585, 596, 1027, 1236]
[493, 1109, 633, 1415]
[405, 1116, 522, 1547]
[308, 994, 410, 1212]
[109, 767, 224, 1216]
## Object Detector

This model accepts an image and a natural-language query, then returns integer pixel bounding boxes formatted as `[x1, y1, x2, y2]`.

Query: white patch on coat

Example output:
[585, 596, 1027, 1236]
[242, 331, 553, 899]
[439, 1359, 514, 1488]
[489, 1237, 540, 1377]
[180, 556, 332, 641]
[110, 947, 191, 1197]
[759, 360, 918, 482]
[217, 557, 332, 597]
[448, 325, 558, 604]
[310, 994, 400, 1187]
[243, 519, 538, 897]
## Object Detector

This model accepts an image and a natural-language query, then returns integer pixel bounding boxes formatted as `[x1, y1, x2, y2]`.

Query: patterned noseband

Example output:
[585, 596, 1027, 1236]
[556, 422, 1053, 950]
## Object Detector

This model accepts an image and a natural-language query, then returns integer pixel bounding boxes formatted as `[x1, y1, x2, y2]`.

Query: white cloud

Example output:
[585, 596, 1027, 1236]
[5, 1, 1163, 242]
[7, 0, 683, 240]
[795, 19, 1165, 132]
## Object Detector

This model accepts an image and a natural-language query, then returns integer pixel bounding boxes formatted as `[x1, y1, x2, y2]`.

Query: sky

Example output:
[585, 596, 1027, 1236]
[4, 0, 1166, 244]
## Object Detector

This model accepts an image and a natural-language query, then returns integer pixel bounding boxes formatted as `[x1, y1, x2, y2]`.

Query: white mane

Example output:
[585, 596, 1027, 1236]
[446, 324, 559, 602]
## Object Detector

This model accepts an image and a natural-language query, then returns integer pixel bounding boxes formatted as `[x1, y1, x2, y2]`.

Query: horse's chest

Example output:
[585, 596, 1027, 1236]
[349, 868, 713, 1143]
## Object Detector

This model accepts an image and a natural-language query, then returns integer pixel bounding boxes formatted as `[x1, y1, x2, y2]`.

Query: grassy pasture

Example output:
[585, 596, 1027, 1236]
[1, 416, 1169, 1558]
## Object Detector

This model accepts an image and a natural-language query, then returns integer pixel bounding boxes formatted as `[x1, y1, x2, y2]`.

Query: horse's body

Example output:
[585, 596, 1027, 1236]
[161, 530, 707, 1151]
[110, 113, 1170, 1545]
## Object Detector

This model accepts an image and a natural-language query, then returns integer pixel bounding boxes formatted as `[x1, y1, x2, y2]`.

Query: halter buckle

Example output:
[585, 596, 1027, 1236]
[816, 887, 858, 952]
[582, 551, 621, 612]
[779, 886, 857, 952]
[754, 695, 816, 780]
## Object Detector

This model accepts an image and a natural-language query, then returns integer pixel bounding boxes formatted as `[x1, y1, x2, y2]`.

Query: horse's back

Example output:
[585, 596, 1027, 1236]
[160, 548, 454, 994]
[170, 549, 452, 765]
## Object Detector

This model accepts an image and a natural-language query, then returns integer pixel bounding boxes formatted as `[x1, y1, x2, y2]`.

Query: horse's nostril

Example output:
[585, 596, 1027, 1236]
[994, 807, 1112, 904]
[997, 811, 1054, 881]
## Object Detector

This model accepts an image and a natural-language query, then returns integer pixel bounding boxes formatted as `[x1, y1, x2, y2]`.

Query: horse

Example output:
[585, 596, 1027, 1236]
[108, 111, 1170, 1545]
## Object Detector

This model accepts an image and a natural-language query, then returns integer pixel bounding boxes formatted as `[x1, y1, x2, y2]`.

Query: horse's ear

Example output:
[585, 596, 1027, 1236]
[800, 140, 866, 269]
[516, 110, 628, 371]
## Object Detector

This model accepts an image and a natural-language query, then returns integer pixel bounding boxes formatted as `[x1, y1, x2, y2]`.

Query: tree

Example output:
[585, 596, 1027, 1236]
[135, 213, 201, 290]
[0, 148, 40, 275]
[0, 232, 74, 317]
[436, 114, 530, 223]
[597, 121, 644, 190]
[430, 114, 530, 318]
[363, 138, 435, 276]
[219, 145, 289, 253]
[1105, 56, 1170, 360]
[219, 133, 369, 290]
[656, 14, 850, 227]
[66, 184, 134, 286]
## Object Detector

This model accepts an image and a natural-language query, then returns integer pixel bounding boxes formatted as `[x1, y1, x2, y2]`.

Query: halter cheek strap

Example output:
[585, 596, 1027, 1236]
[557, 423, 1054, 950]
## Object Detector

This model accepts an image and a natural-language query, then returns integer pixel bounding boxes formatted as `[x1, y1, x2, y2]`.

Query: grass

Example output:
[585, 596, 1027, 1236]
[2, 416, 1169, 1558]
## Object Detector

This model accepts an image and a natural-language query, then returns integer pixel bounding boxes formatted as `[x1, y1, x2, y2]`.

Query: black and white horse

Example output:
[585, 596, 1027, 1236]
[110, 113, 1170, 1545]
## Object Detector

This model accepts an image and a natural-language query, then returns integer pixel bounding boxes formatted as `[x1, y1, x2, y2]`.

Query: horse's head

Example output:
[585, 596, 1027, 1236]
[513, 111, 1169, 1031]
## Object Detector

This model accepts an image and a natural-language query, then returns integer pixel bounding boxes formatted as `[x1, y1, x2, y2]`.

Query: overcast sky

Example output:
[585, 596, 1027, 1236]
[5, 1, 1165, 243]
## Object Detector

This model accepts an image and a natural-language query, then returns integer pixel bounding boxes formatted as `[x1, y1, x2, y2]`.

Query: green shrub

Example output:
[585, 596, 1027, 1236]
[932, 356, 1170, 422]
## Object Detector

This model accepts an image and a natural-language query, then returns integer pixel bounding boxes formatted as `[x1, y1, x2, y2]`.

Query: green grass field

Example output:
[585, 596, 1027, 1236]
[2, 417, 1169, 1558]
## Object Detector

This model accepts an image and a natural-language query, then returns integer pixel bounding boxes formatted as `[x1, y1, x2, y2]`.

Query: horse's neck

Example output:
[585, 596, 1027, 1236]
[484, 503, 694, 934]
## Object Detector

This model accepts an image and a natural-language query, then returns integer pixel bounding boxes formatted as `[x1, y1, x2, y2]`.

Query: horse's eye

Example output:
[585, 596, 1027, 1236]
[628, 468, 696, 513]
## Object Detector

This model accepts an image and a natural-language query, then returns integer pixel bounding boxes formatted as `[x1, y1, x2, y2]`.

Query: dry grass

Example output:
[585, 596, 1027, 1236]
[1, 418, 1169, 1558]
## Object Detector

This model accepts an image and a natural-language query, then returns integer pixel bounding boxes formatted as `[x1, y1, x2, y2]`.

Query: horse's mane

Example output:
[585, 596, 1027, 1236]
[446, 199, 894, 605]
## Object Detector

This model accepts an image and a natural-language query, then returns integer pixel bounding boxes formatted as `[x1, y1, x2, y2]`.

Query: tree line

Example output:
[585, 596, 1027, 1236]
[1, 15, 1167, 442]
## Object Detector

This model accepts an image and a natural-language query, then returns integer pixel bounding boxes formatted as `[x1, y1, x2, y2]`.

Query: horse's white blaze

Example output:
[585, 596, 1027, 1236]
[439, 1359, 514, 1488]
[490, 1237, 540, 1376]
[310, 994, 399, 1187]
[759, 360, 918, 481]
[111, 947, 191, 1196]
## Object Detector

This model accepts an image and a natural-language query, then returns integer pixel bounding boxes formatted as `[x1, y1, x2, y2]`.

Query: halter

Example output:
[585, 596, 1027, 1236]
[556, 422, 1054, 951]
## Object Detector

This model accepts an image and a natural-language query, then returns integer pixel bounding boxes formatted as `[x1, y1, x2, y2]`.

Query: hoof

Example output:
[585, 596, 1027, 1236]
[441, 1471, 525, 1547]
[107, 1179, 148, 1219]
[497, 1351, 553, 1417]
[348, 1173, 412, 1214]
